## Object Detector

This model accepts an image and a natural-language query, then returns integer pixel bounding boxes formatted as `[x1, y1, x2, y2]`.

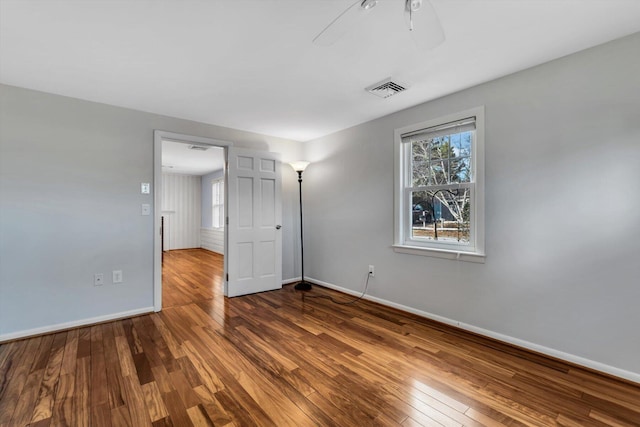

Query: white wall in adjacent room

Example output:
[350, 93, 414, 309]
[161, 173, 201, 250]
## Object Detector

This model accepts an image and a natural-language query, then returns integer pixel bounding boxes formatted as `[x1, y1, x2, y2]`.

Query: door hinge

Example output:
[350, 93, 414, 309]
[226, 273, 229, 281]
[226, 217, 229, 225]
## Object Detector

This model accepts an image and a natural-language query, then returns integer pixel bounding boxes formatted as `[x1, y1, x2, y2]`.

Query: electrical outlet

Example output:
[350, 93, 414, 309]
[94, 273, 104, 286]
[368, 265, 375, 277]
[113, 270, 123, 284]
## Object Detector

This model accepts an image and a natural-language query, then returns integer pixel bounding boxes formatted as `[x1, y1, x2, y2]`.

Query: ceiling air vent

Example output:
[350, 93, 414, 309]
[366, 78, 408, 99]
[188, 145, 209, 151]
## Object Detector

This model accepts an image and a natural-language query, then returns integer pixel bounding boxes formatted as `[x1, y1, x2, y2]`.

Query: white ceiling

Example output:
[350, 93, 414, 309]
[162, 140, 224, 176]
[1, 0, 639, 142]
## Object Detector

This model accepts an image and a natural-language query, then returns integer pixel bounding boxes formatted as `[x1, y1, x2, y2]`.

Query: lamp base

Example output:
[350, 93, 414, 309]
[294, 281, 312, 291]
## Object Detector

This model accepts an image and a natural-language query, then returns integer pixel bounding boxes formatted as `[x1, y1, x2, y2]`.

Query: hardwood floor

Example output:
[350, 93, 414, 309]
[162, 249, 224, 308]
[1, 249, 639, 426]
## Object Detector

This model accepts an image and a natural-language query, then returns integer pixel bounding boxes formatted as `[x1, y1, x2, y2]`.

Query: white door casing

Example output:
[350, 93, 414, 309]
[226, 147, 282, 297]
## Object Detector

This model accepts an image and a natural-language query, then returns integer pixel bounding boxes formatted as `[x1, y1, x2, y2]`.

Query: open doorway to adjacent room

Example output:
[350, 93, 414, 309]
[154, 131, 283, 309]
[160, 139, 226, 308]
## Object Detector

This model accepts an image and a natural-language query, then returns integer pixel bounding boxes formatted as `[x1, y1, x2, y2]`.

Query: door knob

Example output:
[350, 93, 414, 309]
[276, 225, 282, 229]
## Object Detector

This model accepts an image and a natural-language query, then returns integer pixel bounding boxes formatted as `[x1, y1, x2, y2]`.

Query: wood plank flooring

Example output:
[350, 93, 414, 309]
[1, 248, 639, 426]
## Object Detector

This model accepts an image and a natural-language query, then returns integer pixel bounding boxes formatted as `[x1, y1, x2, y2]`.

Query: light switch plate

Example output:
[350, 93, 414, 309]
[141, 183, 150, 194]
[113, 270, 123, 284]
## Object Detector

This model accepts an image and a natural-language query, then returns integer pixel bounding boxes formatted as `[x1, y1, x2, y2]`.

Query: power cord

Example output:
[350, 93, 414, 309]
[302, 272, 372, 305]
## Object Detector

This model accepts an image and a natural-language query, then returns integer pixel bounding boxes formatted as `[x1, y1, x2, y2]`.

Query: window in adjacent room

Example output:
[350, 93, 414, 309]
[212, 178, 225, 228]
[394, 106, 485, 261]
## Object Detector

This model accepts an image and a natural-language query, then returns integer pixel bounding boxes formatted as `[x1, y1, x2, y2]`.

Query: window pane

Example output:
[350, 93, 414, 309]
[411, 141, 430, 186]
[412, 131, 472, 187]
[456, 131, 472, 157]
[430, 136, 446, 160]
[450, 156, 470, 183]
[411, 189, 471, 244]
[449, 133, 461, 154]
[430, 161, 446, 185]
[411, 191, 431, 225]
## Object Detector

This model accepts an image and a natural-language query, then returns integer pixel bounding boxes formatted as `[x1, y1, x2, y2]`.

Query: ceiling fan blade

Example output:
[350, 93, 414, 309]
[404, 0, 445, 50]
[313, 0, 373, 46]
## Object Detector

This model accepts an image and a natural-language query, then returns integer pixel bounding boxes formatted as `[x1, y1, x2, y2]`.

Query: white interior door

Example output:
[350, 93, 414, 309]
[226, 147, 282, 297]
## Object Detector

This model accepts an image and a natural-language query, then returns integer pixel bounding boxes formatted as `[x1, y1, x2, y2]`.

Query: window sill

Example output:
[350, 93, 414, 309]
[392, 244, 485, 263]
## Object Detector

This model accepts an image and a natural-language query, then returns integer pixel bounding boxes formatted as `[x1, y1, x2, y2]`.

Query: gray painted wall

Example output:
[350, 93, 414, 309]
[0, 84, 302, 337]
[303, 33, 640, 378]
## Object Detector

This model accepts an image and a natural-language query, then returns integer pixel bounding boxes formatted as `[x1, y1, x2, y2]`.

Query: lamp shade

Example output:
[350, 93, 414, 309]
[289, 161, 310, 172]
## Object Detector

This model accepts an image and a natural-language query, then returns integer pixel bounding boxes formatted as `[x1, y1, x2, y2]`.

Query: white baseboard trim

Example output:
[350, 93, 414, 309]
[199, 246, 223, 255]
[0, 306, 155, 343]
[282, 276, 301, 285]
[307, 277, 640, 385]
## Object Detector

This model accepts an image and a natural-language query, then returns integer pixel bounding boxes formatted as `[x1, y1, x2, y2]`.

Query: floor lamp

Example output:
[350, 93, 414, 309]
[290, 161, 311, 291]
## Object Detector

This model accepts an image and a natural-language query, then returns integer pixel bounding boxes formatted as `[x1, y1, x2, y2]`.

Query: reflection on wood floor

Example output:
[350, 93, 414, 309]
[1, 248, 639, 426]
[162, 249, 224, 308]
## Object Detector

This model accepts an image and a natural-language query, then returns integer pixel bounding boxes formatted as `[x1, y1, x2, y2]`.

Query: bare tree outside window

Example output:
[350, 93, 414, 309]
[410, 131, 472, 242]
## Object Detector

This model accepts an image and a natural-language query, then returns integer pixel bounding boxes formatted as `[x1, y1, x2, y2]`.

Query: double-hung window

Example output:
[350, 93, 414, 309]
[212, 178, 225, 228]
[394, 107, 485, 261]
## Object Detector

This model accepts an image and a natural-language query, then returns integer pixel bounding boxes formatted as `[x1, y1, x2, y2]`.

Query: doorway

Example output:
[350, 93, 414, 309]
[153, 131, 284, 311]
[160, 139, 226, 308]
[153, 131, 231, 311]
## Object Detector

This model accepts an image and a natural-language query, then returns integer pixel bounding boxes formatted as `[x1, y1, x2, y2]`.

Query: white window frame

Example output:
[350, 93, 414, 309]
[393, 106, 485, 262]
[211, 178, 225, 229]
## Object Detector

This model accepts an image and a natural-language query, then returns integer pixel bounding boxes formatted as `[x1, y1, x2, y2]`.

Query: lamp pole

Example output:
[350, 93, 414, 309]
[290, 161, 311, 291]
